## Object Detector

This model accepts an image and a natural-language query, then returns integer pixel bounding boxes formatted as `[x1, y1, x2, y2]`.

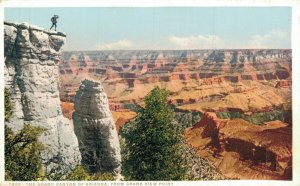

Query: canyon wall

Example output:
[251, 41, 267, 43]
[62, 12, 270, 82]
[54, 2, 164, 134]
[73, 79, 121, 174]
[59, 49, 291, 108]
[4, 21, 81, 174]
[185, 112, 292, 180]
[58, 49, 292, 129]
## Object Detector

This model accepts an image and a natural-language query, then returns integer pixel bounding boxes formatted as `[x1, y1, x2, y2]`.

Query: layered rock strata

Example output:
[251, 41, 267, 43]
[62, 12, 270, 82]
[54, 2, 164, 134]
[185, 112, 292, 180]
[73, 79, 121, 174]
[4, 21, 81, 173]
[58, 50, 291, 118]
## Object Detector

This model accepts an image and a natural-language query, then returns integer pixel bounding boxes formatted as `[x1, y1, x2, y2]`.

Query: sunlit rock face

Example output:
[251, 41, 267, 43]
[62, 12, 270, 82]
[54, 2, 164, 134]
[4, 21, 81, 174]
[185, 112, 292, 180]
[73, 79, 121, 174]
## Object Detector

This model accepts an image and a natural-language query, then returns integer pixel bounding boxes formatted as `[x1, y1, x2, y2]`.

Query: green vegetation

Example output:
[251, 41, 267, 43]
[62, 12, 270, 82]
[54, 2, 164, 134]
[5, 88, 12, 122]
[121, 87, 187, 180]
[5, 88, 45, 180]
[5, 124, 45, 180]
[172, 109, 202, 132]
[66, 165, 91, 180]
[92, 172, 115, 181]
[217, 110, 292, 125]
[4, 88, 116, 181]
[66, 165, 115, 181]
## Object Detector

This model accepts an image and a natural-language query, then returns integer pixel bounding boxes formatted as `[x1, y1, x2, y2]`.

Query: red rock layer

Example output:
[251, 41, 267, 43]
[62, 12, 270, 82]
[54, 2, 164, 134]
[275, 80, 292, 88]
[185, 112, 292, 180]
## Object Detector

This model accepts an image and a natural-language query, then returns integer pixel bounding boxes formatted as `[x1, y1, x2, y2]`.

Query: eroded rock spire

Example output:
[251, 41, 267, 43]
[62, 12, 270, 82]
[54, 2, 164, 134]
[73, 79, 121, 174]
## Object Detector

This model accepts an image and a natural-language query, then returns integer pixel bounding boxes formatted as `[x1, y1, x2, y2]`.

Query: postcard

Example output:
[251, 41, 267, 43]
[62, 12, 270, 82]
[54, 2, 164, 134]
[1, 0, 299, 186]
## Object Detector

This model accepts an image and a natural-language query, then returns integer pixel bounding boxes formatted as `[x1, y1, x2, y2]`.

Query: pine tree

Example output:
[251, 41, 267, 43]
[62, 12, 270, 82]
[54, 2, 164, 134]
[121, 87, 187, 180]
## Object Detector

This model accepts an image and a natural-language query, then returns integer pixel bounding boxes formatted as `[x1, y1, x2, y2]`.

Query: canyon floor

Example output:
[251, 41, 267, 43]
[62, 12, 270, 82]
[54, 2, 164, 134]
[59, 49, 292, 180]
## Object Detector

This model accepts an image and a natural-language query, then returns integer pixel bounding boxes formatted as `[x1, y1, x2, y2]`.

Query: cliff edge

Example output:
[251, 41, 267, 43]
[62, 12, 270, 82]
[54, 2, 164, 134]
[4, 21, 81, 174]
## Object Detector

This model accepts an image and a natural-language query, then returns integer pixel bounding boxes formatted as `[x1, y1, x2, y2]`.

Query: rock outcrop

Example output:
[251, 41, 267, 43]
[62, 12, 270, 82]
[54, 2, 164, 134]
[275, 80, 292, 88]
[4, 21, 81, 174]
[73, 79, 121, 174]
[185, 112, 292, 180]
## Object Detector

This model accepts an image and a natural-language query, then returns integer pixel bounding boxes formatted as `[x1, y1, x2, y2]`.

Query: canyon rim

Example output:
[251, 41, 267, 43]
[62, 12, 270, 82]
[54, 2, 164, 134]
[3, 6, 295, 183]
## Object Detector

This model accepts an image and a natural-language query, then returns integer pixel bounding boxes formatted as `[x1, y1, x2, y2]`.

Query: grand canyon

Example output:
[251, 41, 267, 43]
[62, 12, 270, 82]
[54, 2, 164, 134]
[59, 49, 292, 180]
[4, 5, 295, 182]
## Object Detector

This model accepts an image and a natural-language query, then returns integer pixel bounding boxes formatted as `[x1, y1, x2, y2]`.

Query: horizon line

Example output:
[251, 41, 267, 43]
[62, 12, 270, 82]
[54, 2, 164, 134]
[63, 48, 292, 52]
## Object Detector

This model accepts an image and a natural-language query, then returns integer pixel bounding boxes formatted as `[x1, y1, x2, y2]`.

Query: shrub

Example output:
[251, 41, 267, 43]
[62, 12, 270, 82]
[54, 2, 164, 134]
[92, 172, 115, 180]
[5, 124, 45, 180]
[4, 88, 12, 122]
[66, 165, 91, 181]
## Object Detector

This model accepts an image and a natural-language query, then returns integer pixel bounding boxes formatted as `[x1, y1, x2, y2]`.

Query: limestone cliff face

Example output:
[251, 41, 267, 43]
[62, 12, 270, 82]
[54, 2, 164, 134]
[73, 79, 121, 174]
[4, 21, 81, 174]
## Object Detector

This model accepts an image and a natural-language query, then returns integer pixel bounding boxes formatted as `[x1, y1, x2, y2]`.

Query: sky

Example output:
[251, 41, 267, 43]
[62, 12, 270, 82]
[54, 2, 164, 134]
[4, 7, 291, 51]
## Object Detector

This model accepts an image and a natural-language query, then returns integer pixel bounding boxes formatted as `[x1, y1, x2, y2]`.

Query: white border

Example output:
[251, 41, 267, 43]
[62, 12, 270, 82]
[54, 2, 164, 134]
[1, 0, 299, 186]
[1, 0, 294, 7]
[0, 0, 5, 183]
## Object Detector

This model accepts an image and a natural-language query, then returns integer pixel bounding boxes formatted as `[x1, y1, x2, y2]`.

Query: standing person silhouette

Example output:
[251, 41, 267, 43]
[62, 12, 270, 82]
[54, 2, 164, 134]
[50, 15, 59, 31]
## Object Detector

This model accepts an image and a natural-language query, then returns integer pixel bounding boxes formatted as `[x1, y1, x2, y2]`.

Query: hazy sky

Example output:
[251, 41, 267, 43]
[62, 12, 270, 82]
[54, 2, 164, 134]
[5, 7, 291, 51]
